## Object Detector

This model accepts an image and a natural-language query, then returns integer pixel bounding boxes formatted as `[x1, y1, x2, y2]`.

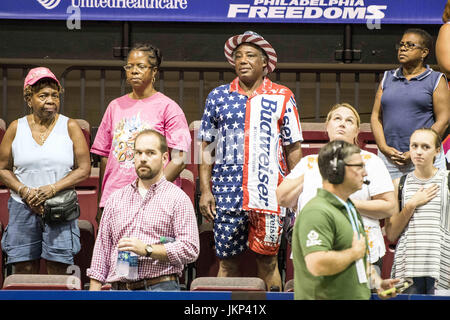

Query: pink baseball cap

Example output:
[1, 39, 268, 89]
[24, 67, 60, 89]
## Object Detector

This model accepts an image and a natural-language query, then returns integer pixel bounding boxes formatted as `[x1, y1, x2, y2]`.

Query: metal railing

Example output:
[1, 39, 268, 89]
[1, 60, 411, 126]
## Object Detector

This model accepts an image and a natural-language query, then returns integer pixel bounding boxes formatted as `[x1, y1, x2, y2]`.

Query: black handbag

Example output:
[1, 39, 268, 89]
[43, 189, 80, 224]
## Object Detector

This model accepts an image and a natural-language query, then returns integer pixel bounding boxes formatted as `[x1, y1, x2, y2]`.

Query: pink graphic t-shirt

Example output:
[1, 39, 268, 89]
[91, 92, 191, 207]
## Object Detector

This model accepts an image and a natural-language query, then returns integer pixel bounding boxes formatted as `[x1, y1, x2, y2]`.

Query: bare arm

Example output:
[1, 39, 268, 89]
[0, 120, 21, 192]
[351, 191, 397, 220]
[436, 23, 450, 79]
[276, 174, 304, 209]
[164, 148, 186, 182]
[198, 141, 216, 222]
[305, 232, 366, 277]
[283, 140, 302, 171]
[431, 76, 450, 138]
[98, 156, 108, 203]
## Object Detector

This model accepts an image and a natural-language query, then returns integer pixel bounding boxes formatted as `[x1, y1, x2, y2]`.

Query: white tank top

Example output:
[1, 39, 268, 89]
[11, 115, 74, 203]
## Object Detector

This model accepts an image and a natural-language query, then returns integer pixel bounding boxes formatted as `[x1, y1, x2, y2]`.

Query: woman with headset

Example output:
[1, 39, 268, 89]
[277, 103, 397, 269]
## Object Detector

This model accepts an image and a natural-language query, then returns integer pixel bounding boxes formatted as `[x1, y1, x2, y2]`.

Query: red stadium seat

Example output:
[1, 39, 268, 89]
[0, 223, 3, 288]
[381, 236, 397, 279]
[74, 120, 99, 235]
[195, 221, 259, 280]
[74, 219, 96, 289]
[301, 122, 328, 143]
[285, 243, 294, 283]
[190, 277, 266, 292]
[180, 169, 195, 207]
[2, 274, 81, 290]
[0, 187, 9, 227]
[75, 119, 91, 148]
[187, 120, 201, 179]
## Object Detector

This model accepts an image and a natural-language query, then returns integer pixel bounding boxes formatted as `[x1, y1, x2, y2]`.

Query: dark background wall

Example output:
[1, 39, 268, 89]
[0, 19, 441, 63]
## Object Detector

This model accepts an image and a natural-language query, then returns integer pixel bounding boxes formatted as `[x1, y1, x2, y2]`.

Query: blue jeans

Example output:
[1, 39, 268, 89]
[403, 277, 435, 295]
[143, 280, 180, 291]
[1, 198, 80, 265]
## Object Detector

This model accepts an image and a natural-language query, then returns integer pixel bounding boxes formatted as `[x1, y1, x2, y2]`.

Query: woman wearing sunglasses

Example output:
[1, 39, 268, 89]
[371, 28, 450, 180]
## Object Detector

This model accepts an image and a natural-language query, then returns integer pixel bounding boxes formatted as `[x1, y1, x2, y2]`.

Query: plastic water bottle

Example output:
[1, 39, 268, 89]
[128, 252, 139, 280]
[116, 251, 130, 277]
[160, 236, 176, 244]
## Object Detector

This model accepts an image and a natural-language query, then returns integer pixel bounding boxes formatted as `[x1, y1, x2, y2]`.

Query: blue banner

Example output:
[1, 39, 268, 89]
[0, 0, 446, 24]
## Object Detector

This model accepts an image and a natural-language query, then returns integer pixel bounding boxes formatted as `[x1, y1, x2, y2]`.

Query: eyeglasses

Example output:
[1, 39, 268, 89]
[344, 162, 365, 170]
[395, 41, 423, 51]
[123, 64, 154, 72]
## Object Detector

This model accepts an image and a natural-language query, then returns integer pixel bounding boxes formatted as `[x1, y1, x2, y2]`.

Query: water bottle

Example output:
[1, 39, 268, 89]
[116, 251, 130, 277]
[160, 236, 176, 244]
[128, 252, 139, 280]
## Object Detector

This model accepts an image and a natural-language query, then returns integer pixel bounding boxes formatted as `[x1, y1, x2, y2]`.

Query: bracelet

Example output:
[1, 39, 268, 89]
[50, 184, 57, 197]
[23, 187, 31, 199]
[17, 185, 25, 197]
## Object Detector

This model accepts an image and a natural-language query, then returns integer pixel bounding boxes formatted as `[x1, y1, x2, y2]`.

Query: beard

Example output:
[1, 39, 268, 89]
[136, 165, 159, 180]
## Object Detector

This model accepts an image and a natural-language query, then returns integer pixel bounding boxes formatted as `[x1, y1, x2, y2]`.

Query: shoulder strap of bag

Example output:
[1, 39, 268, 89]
[398, 174, 407, 209]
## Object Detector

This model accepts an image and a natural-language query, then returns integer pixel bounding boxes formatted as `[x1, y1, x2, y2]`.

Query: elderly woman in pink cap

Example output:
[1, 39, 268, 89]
[0, 67, 90, 274]
[198, 31, 303, 291]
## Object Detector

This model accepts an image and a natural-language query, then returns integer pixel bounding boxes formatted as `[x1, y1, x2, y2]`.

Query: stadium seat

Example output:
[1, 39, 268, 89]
[0, 187, 9, 227]
[301, 122, 328, 143]
[195, 221, 219, 278]
[190, 277, 266, 292]
[300, 122, 328, 157]
[381, 236, 397, 279]
[359, 123, 378, 154]
[180, 169, 195, 207]
[195, 221, 260, 280]
[2, 274, 81, 290]
[75, 119, 91, 148]
[187, 120, 201, 179]
[74, 219, 96, 288]
[74, 120, 99, 235]
[285, 243, 294, 283]
[0, 223, 3, 288]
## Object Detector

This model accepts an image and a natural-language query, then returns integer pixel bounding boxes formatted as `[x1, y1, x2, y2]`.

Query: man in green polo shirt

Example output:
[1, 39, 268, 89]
[292, 140, 399, 300]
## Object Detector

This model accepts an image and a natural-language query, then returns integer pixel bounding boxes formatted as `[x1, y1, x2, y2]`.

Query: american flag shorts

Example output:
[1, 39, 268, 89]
[213, 210, 284, 259]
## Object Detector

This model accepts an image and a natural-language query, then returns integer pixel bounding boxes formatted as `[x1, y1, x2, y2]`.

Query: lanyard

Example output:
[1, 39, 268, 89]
[334, 195, 360, 234]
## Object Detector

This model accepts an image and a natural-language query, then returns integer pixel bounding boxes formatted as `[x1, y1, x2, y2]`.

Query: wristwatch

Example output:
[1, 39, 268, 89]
[145, 245, 153, 257]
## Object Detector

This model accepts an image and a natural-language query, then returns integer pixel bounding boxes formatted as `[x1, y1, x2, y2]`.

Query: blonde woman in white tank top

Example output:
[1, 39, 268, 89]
[0, 67, 90, 275]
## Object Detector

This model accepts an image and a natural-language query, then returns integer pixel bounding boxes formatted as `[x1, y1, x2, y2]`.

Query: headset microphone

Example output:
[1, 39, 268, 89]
[363, 180, 371, 185]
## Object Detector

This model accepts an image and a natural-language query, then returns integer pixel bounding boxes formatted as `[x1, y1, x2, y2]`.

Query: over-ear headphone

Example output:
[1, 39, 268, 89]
[327, 140, 346, 184]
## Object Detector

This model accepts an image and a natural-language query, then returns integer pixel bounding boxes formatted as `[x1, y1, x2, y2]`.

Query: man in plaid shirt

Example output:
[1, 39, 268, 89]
[88, 129, 199, 291]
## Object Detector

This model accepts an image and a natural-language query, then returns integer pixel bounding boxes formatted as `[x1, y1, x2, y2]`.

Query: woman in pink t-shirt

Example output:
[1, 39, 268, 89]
[91, 43, 191, 215]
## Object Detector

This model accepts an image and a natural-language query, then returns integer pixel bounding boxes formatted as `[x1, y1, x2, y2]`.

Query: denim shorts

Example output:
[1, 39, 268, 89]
[1, 198, 81, 265]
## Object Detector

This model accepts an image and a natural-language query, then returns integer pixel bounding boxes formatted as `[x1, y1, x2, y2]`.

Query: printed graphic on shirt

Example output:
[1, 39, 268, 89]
[306, 230, 322, 247]
[112, 113, 152, 169]
[306, 153, 372, 170]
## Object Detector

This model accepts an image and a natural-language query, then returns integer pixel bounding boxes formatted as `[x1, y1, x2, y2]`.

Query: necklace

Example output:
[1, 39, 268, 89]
[31, 115, 57, 145]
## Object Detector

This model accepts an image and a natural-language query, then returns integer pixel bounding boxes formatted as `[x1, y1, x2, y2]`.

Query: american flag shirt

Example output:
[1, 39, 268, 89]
[87, 177, 199, 283]
[198, 77, 303, 216]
